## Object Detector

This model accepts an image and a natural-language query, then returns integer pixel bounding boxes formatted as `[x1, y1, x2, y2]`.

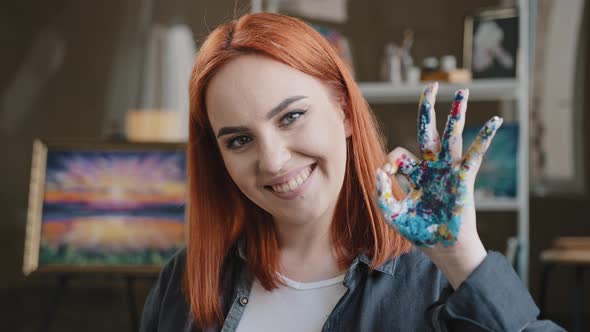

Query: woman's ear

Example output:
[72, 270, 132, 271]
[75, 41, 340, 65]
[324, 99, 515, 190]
[335, 94, 352, 137]
[344, 116, 352, 138]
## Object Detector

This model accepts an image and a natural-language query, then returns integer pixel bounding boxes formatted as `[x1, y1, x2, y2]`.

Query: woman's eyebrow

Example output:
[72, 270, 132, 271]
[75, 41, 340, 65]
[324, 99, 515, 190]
[216, 95, 308, 138]
[216, 126, 249, 138]
[265, 95, 308, 120]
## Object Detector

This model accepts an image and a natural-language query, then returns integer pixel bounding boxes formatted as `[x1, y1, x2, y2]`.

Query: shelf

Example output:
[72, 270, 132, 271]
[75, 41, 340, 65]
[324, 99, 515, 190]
[475, 197, 519, 212]
[358, 79, 520, 104]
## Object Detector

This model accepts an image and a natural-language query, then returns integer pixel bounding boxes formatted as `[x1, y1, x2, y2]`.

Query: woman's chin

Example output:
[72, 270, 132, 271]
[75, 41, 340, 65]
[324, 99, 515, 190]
[271, 211, 325, 227]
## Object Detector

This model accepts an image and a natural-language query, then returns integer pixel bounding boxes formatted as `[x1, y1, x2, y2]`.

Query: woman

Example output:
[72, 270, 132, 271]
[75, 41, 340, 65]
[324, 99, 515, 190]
[140, 13, 563, 331]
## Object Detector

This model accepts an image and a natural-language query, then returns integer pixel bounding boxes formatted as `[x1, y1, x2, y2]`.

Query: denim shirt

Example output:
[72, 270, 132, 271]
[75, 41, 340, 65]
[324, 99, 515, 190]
[140, 246, 564, 332]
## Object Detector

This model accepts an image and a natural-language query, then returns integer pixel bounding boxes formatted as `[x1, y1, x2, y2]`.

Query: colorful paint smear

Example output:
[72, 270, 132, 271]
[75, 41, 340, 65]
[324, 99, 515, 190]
[376, 83, 503, 247]
[417, 82, 440, 161]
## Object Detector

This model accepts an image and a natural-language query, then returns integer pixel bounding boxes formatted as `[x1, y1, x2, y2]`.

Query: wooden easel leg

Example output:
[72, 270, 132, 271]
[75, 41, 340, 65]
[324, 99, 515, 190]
[40, 274, 69, 332]
[126, 276, 138, 332]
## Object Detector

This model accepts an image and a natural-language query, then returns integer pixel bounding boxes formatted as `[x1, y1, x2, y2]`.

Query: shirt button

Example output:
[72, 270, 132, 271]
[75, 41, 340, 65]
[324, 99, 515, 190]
[239, 296, 248, 306]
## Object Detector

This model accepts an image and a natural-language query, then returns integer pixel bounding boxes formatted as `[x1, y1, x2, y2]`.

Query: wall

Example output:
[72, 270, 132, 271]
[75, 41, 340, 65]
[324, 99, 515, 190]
[0, 0, 587, 330]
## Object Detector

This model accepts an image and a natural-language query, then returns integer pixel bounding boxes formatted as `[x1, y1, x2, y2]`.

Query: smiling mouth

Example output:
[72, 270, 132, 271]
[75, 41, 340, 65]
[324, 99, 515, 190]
[265, 163, 316, 193]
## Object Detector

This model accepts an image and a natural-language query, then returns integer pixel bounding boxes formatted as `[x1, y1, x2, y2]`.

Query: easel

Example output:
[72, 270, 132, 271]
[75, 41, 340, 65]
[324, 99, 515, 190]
[40, 273, 157, 332]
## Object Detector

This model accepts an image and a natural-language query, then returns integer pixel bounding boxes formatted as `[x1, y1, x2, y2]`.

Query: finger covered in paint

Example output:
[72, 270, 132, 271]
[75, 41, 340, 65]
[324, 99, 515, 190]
[462, 116, 504, 173]
[375, 168, 405, 220]
[440, 89, 469, 162]
[417, 82, 441, 160]
[385, 147, 420, 176]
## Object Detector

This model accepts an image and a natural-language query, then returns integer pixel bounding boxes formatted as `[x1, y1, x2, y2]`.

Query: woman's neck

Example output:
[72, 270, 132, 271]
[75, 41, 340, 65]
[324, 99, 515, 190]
[273, 211, 345, 283]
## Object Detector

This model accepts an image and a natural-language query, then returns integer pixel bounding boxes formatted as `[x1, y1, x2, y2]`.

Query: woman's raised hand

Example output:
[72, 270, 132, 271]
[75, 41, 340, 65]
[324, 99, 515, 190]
[375, 82, 503, 249]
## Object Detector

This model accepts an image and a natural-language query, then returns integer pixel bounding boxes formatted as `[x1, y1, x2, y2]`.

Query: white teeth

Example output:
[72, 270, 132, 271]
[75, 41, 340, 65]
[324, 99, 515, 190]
[295, 176, 303, 185]
[270, 166, 313, 193]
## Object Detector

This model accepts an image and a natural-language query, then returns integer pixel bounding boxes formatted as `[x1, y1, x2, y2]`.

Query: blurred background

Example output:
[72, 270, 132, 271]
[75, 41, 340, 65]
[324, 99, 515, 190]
[1, 0, 589, 331]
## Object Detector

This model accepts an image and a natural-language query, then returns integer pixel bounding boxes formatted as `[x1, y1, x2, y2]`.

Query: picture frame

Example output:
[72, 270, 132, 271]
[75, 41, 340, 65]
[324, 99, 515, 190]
[463, 7, 519, 79]
[23, 139, 188, 275]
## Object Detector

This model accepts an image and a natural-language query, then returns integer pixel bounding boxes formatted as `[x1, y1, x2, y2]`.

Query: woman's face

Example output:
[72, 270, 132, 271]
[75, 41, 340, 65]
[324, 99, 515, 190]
[206, 55, 351, 225]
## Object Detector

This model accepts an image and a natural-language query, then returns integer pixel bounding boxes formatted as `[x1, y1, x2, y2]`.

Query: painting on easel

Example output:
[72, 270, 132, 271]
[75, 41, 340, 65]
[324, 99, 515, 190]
[23, 139, 187, 275]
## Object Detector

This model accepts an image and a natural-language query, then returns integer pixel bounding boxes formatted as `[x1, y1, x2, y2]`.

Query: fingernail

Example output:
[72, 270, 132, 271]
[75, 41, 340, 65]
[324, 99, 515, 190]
[423, 82, 438, 94]
[383, 162, 397, 176]
[383, 163, 392, 173]
[430, 82, 439, 96]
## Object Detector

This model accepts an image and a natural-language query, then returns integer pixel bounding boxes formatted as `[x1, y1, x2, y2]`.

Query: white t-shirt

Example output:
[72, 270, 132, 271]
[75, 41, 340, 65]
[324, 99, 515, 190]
[235, 273, 347, 332]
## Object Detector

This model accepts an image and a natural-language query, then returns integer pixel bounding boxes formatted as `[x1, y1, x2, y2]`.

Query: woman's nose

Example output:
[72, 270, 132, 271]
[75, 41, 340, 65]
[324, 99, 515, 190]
[257, 136, 291, 175]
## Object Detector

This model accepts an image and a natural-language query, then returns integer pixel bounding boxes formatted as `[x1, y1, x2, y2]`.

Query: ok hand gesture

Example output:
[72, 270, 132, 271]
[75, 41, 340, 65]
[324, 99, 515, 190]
[375, 82, 503, 287]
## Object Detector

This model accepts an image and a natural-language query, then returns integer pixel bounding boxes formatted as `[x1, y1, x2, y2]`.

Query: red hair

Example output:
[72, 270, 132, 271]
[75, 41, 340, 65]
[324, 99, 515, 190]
[185, 12, 411, 328]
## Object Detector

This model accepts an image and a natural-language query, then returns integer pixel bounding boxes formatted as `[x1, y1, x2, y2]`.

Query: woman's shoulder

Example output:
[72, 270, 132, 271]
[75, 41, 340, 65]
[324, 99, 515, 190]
[164, 247, 187, 270]
[387, 247, 447, 287]
[156, 245, 244, 287]
[358, 246, 445, 290]
[140, 247, 190, 331]
[146, 247, 190, 309]
[358, 246, 439, 277]
[157, 247, 188, 284]
[393, 247, 440, 275]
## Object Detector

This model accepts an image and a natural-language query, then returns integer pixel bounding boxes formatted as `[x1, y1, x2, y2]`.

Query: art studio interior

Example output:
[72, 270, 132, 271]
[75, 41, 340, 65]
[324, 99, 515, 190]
[1, 0, 589, 331]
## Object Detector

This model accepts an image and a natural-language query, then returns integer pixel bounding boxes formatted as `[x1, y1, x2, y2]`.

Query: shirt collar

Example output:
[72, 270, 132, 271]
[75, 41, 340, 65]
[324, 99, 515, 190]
[236, 237, 398, 283]
[342, 251, 398, 289]
[358, 251, 398, 276]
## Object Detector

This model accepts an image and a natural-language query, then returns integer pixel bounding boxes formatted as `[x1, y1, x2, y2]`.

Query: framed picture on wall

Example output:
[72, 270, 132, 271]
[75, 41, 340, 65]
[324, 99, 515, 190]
[463, 7, 519, 79]
[463, 123, 519, 199]
[23, 139, 187, 275]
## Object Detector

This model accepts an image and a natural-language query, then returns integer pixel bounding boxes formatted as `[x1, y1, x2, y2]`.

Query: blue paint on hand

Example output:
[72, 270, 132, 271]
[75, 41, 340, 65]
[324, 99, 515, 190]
[376, 84, 502, 248]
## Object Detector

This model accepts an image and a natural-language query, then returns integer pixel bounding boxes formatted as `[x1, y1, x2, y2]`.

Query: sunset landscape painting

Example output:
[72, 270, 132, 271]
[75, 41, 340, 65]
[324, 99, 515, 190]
[24, 141, 187, 273]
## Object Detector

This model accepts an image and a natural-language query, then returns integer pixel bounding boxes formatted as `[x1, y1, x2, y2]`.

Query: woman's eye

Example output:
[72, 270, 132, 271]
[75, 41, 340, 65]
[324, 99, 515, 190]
[226, 135, 252, 149]
[279, 110, 307, 127]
